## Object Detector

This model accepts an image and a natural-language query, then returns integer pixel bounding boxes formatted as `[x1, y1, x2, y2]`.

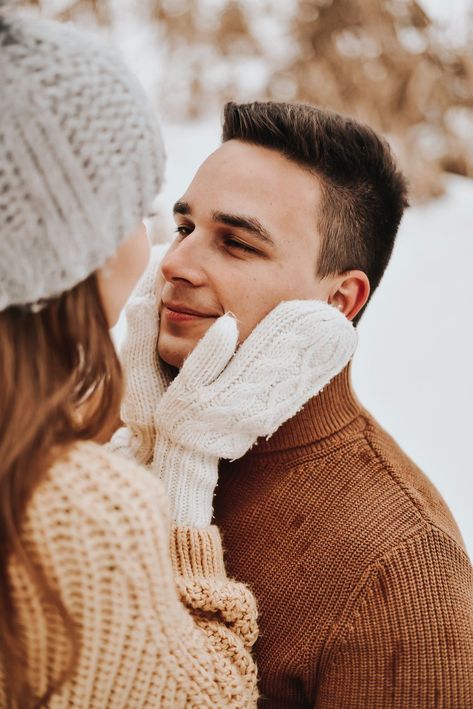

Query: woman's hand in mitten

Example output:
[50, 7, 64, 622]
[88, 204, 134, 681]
[151, 300, 357, 526]
[109, 244, 172, 466]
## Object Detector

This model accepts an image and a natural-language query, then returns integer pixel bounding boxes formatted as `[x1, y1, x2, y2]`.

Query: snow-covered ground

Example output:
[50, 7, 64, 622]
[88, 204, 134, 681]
[116, 118, 473, 557]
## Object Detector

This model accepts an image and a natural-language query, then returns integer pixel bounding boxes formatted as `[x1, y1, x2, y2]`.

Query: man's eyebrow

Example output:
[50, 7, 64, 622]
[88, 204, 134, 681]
[173, 200, 191, 215]
[212, 211, 275, 247]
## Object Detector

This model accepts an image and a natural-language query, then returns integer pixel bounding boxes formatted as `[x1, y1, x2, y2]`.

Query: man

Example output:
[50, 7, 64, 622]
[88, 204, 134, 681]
[156, 101, 473, 707]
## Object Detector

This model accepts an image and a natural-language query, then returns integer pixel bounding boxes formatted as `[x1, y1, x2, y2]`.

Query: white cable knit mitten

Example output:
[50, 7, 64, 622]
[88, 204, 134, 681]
[152, 301, 357, 527]
[109, 244, 170, 465]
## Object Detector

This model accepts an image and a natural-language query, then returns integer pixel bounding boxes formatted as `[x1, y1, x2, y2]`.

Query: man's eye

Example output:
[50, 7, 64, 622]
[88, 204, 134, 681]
[225, 238, 256, 254]
[175, 225, 192, 237]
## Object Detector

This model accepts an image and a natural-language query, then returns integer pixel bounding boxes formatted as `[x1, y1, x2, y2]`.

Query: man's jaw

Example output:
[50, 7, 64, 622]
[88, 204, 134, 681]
[157, 326, 207, 369]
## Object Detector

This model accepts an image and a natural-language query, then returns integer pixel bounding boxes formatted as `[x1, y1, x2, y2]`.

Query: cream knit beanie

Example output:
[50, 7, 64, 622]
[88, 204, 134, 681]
[0, 4, 165, 311]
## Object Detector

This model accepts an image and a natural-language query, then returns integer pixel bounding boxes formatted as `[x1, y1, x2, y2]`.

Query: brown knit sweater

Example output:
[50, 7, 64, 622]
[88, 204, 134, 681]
[214, 365, 473, 708]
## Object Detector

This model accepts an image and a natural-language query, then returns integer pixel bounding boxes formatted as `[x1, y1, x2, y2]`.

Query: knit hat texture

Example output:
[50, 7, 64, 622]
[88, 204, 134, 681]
[0, 5, 165, 310]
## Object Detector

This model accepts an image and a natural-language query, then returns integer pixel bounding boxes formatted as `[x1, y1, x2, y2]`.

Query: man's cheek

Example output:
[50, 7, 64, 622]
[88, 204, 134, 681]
[235, 300, 281, 345]
[235, 316, 262, 345]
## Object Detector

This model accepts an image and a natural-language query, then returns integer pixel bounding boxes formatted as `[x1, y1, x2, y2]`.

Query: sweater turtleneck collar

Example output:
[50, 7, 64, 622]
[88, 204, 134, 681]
[248, 363, 363, 455]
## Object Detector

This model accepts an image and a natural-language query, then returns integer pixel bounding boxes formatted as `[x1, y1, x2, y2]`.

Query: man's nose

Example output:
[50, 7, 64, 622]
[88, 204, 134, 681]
[160, 232, 207, 287]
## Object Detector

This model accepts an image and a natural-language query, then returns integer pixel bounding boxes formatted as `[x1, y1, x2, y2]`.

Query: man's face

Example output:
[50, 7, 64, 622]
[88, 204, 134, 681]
[158, 140, 335, 368]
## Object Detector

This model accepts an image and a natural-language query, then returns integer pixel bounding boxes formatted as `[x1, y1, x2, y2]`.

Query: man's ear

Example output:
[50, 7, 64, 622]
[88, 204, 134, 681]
[329, 270, 370, 321]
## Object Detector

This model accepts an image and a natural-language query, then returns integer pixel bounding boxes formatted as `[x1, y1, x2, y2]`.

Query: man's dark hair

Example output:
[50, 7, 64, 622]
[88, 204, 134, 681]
[222, 101, 409, 323]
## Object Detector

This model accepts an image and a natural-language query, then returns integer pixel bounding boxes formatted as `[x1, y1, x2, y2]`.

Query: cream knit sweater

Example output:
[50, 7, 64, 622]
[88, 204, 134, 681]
[0, 441, 258, 707]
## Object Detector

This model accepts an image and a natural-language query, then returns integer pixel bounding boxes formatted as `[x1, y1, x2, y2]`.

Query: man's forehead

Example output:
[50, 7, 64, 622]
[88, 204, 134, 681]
[175, 141, 323, 247]
[187, 140, 322, 204]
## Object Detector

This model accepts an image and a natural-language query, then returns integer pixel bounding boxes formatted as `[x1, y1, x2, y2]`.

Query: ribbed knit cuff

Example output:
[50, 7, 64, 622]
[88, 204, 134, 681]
[154, 441, 218, 527]
[170, 525, 226, 579]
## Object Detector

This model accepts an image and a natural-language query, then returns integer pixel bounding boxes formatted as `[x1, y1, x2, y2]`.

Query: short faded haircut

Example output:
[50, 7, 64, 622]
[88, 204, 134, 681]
[222, 101, 409, 323]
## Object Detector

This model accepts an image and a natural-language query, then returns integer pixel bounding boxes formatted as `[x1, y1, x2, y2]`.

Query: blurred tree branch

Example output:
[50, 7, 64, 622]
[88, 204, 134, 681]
[25, 0, 473, 200]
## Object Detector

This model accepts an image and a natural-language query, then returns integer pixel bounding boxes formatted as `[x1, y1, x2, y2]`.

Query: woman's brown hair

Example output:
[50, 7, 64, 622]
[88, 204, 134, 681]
[0, 273, 123, 707]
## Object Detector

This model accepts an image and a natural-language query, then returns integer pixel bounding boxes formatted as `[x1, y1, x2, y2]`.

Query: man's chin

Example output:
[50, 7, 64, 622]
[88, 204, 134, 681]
[157, 336, 193, 370]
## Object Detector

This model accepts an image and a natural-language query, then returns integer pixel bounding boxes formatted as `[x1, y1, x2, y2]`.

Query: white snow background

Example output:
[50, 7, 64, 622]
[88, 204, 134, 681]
[108, 0, 473, 556]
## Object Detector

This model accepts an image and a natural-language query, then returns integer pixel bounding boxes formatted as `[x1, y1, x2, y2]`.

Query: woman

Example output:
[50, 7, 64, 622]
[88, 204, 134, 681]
[0, 5, 356, 708]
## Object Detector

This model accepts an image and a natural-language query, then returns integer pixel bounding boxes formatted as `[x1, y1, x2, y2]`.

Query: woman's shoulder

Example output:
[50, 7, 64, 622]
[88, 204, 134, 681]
[51, 439, 166, 499]
[25, 440, 170, 544]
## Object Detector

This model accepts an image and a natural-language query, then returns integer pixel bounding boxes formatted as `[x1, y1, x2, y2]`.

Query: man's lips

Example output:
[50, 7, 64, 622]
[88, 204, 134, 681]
[162, 302, 218, 323]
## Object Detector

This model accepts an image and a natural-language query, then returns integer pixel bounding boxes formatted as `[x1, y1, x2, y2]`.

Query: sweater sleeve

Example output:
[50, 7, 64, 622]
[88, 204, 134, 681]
[316, 528, 473, 709]
[7, 443, 257, 708]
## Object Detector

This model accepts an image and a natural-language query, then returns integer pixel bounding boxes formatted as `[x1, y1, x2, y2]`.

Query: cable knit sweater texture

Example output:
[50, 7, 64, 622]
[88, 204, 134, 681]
[214, 365, 473, 708]
[0, 442, 258, 707]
